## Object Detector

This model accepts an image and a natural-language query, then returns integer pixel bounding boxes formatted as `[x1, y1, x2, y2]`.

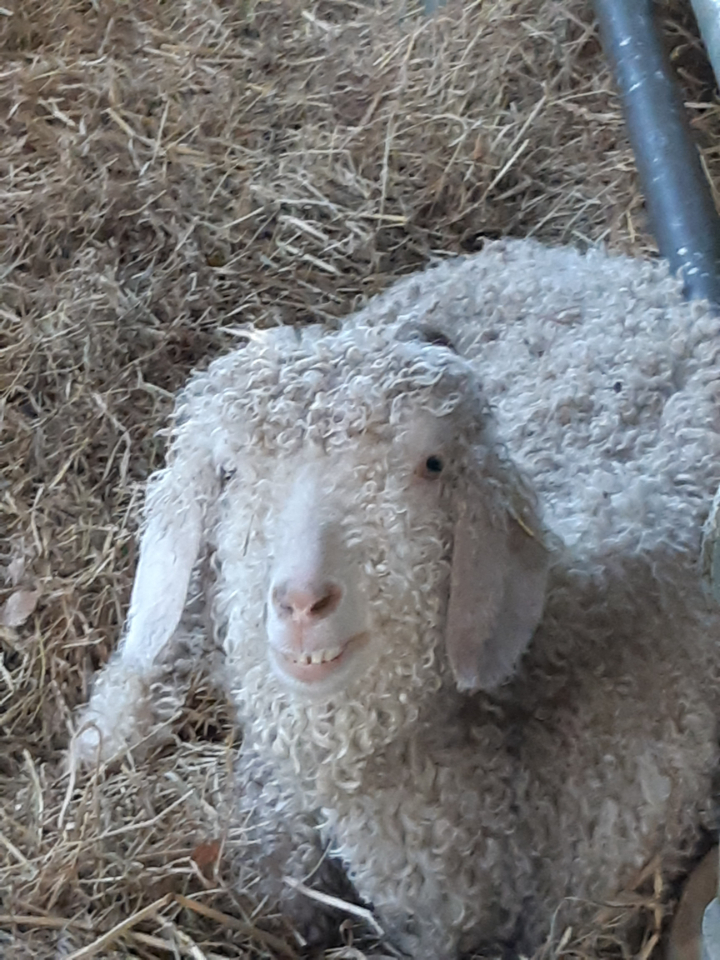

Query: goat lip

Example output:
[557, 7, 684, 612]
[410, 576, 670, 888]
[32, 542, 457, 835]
[272, 632, 370, 683]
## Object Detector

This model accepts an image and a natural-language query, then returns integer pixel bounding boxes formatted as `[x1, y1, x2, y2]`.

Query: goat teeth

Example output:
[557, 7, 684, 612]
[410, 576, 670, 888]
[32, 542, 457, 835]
[291, 647, 344, 666]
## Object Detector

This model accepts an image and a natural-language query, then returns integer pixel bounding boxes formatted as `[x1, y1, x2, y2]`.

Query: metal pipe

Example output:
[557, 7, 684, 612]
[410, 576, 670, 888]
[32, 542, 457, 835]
[592, 0, 720, 305]
[690, 0, 720, 91]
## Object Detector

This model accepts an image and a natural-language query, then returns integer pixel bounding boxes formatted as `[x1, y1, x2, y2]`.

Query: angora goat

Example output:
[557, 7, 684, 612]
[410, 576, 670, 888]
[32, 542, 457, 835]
[73, 239, 720, 958]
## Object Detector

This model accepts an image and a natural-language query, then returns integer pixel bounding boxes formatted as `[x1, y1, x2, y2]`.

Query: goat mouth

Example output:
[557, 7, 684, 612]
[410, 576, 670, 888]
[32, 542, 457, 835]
[273, 632, 370, 683]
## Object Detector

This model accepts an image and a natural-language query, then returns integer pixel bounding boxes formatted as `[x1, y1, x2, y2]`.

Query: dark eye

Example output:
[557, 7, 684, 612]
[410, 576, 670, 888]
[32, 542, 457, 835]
[422, 455, 445, 478]
[219, 465, 237, 487]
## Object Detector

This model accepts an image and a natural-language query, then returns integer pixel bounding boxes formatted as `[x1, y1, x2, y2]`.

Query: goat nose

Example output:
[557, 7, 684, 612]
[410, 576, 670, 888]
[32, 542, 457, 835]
[272, 581, 342, 621]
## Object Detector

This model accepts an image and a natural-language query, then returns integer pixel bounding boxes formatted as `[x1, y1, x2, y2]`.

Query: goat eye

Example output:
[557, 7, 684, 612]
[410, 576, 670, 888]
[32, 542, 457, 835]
[422, 455, 445, 478]
[220, 465, 237, 487]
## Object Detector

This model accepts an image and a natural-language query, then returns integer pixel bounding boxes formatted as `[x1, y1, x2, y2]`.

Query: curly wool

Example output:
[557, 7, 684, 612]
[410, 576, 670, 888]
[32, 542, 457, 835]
[78, 238, 720, 958]
[354, 241, 720, 563]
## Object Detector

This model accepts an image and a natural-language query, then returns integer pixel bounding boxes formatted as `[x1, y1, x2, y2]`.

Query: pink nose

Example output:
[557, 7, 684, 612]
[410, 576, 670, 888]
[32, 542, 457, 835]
[271, 581, 342, 621]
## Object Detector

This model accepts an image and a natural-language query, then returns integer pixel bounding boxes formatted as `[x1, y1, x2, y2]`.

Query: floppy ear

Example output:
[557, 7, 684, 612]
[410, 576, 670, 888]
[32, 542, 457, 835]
[70, 451, 216, 767]
[445, 489, 549, 692]
[117, 459, 213, 672]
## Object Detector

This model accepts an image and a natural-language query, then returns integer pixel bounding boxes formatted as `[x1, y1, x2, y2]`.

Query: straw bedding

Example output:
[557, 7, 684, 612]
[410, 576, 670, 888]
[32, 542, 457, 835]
[1, 0, 719, 957]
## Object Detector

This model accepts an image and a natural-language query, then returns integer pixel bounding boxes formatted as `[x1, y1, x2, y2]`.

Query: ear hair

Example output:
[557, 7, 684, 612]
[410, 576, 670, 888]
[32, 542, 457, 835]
[445, 468, 550, 692]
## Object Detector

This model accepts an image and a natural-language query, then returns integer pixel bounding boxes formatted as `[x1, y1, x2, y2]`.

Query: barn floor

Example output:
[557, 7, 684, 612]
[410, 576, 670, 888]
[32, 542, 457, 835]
[2, 0, 720, 957]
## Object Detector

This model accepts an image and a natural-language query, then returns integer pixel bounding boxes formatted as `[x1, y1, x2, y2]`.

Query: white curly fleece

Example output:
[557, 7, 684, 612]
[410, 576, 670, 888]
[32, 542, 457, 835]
[77, 240, 720, 958]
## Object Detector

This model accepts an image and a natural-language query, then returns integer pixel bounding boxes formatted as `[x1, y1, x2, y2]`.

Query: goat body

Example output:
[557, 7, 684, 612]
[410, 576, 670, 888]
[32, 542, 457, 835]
[74, 240, 720, 958]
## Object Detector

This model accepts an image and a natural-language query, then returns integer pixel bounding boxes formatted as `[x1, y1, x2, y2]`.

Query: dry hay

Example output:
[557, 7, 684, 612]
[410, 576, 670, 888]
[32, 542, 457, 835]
[1, 0, 719, 957]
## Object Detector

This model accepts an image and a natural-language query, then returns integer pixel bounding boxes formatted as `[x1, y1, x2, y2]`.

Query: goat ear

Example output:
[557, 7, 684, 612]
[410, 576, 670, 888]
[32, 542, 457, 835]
[70, 456, 214, 768]
[117, 460, 214, 672]
[445, 496, 549, 692]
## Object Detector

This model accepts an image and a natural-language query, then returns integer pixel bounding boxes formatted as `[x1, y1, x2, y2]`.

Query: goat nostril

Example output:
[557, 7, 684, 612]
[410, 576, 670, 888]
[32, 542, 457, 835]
[310, 586, 341, 617]
[271, 582, 342, 619]
[311, 595, 332, 614]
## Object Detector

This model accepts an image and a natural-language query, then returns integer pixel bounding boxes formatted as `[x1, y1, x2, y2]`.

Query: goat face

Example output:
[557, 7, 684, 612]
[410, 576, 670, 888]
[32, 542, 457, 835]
[206, 324, 547, 720]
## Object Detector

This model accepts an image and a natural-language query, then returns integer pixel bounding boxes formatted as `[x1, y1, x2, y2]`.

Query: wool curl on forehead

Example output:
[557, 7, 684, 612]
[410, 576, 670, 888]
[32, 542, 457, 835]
[171, 322, 500, 463]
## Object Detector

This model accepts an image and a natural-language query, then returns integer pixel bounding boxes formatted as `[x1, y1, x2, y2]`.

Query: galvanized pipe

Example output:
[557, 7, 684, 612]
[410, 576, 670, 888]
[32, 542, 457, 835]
[593, 0, 720, 305]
